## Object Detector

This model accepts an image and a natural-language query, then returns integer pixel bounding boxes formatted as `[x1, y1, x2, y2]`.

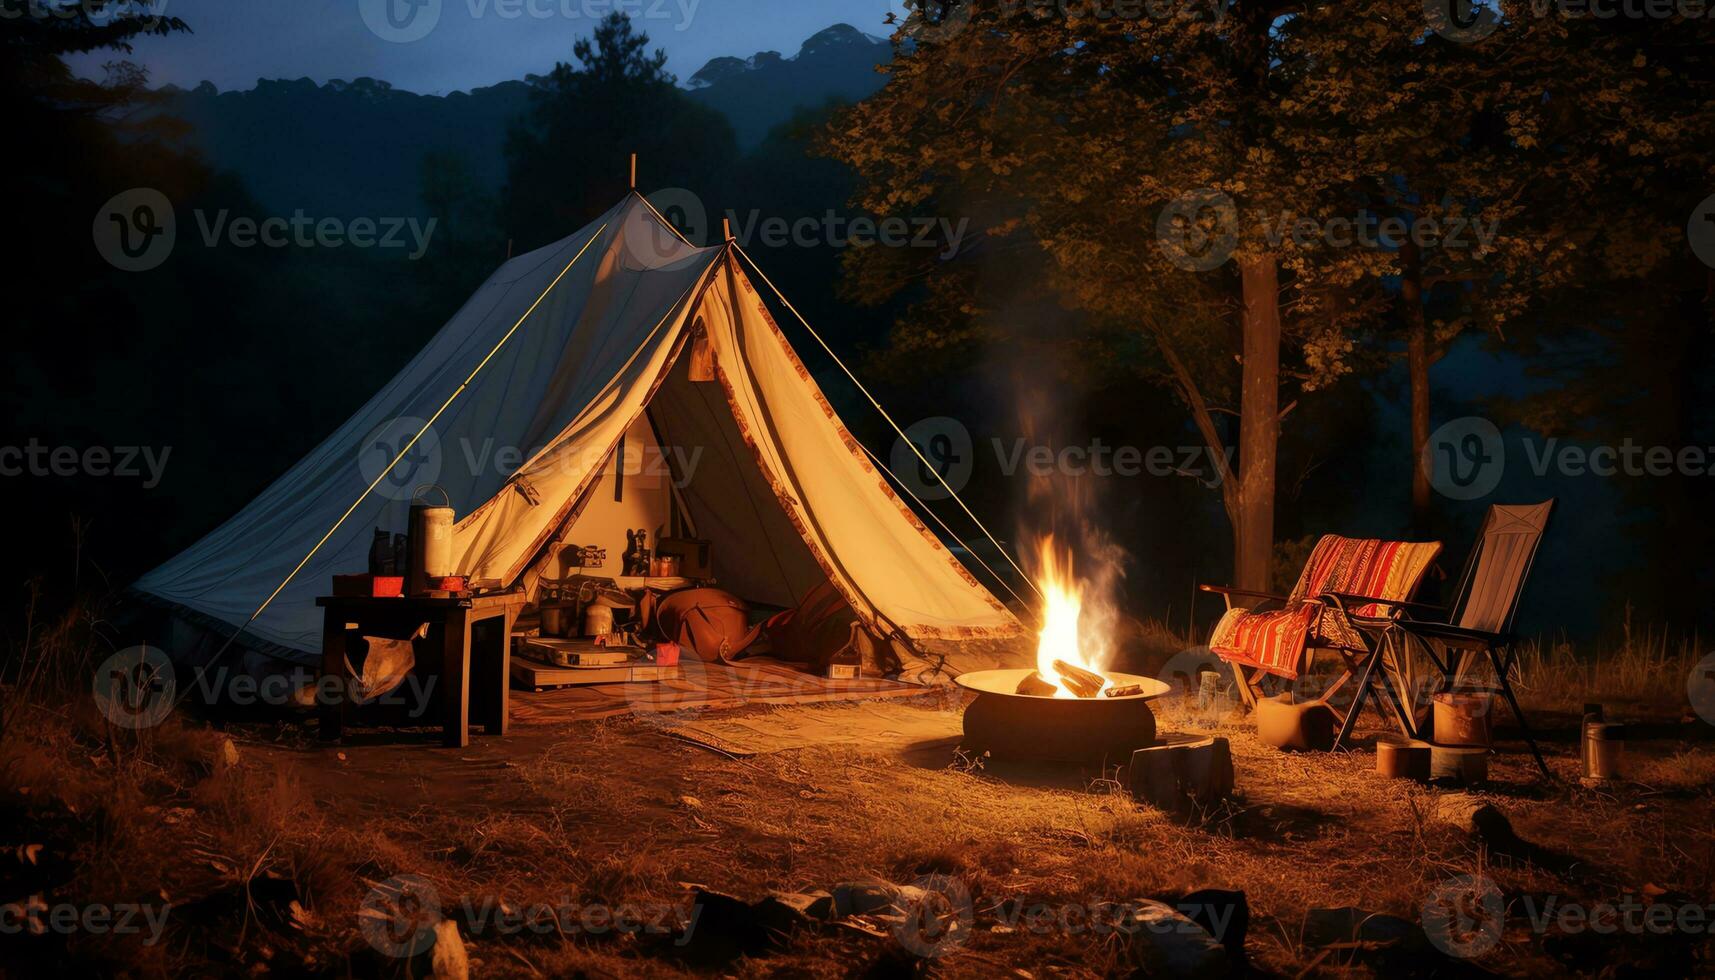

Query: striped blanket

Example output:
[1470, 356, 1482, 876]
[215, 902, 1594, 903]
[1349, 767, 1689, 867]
[1209, 536, 1441, 679]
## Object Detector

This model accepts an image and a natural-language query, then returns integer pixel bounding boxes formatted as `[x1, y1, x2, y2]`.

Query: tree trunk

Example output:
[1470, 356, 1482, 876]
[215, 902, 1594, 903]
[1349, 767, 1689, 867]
[1401, 240, 1432, 533]
[1235, 255, 1281, 596]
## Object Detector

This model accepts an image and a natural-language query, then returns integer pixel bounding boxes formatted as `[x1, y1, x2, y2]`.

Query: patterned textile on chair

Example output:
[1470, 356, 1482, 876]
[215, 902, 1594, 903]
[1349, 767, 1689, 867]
[1209, 536, 1442, 679]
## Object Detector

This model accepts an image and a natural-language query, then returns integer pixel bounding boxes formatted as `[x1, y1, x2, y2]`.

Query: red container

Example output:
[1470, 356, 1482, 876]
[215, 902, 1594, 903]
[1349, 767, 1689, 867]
[333, 574, 405, 598]
[653, 642, 680, 666]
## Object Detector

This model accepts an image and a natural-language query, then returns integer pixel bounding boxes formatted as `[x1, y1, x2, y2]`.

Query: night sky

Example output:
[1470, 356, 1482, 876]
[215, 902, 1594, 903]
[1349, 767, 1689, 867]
[71, 0, 902, 93]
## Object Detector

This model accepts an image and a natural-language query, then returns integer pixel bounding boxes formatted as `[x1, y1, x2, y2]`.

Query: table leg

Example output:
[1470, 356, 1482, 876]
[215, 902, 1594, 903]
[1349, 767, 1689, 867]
[442, 609, 471, 748]
[489, 607, 515, 735]
[319, 609, 349, 742]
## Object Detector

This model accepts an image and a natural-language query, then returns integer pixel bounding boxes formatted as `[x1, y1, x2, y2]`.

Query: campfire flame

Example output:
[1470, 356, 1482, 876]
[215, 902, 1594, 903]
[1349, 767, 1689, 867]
[1031, 537, 1113, 698]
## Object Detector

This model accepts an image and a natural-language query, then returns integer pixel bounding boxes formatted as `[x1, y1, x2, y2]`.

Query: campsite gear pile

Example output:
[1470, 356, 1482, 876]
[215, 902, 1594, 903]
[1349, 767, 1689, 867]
[760, 580, 903, 679]
[641, 587, 761, 663]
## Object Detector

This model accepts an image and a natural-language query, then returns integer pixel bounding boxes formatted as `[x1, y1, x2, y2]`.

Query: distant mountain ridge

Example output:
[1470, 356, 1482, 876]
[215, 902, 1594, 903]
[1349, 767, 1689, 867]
[686, 24, 890, 147]
[147, 24, 891, 220]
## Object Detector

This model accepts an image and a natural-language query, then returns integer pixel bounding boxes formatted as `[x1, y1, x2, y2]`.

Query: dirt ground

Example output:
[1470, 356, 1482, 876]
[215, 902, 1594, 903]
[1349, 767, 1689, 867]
[5, 665, 1715, 978]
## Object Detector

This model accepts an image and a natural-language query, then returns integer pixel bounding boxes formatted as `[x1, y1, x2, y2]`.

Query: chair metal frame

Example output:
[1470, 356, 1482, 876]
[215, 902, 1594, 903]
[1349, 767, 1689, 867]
[1325, 501, 1556, 778]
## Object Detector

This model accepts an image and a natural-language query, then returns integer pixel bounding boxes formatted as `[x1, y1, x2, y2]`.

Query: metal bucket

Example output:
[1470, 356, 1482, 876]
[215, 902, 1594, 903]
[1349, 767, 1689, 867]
[409, 485, 455, 589]
[1432, 688, 1495, 748]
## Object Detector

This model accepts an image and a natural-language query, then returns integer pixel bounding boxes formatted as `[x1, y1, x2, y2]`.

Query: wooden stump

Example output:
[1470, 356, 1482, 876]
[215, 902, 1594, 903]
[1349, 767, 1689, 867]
[1375, 737, 1432, 780]
[1430, 744, 1489, 785]
[1255, 693, 1336, 752]
[1128, 734, 1234, 815]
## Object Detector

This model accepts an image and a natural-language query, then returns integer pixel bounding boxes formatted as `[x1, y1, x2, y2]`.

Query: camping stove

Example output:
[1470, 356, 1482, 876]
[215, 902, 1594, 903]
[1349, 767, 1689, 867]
[953, 668, 1171, 764]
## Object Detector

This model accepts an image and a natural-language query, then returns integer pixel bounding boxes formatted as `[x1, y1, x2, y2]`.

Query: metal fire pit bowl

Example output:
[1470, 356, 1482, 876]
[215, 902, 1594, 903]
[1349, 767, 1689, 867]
[954, 668, 1171, 764]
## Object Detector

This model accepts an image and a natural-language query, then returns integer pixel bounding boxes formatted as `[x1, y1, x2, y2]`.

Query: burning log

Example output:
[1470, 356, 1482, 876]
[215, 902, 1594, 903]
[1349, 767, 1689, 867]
[1014, 671, 1059, 697]
[1105, 684, 1144, 698]
[1052, 659, 1106, 699]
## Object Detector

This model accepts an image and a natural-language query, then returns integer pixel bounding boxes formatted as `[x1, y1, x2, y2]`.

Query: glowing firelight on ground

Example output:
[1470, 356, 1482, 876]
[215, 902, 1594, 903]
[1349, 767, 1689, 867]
[1032, 537, 1113, 698]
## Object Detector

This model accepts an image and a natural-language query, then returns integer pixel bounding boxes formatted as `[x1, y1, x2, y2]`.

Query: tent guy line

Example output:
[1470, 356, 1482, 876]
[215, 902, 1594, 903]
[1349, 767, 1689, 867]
[642, 186, 1034, 604]
[188, 222, 609, 680]
[731, 241, 1044, 602]
[857, 439, 1032, 613]
[138, 195, 1024, 671]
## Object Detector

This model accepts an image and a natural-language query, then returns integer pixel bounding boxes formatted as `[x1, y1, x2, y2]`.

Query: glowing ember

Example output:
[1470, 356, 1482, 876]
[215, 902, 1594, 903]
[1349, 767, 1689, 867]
[1031, 537, 1113, 698]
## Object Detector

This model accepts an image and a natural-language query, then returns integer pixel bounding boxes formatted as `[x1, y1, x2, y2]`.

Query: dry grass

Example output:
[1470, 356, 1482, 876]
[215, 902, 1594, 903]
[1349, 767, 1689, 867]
[1511, 609, 1705, 716]
[2, 592, 1713, 977]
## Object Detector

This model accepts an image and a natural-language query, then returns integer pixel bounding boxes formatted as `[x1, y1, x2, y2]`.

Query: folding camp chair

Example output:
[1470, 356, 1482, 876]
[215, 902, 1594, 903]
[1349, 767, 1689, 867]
[1334, 501, 1556, 779]
[1202, 536, 1442, 750]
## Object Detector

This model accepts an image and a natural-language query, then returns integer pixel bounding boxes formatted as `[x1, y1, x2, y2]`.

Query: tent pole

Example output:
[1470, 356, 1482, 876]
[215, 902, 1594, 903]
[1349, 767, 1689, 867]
[629, 152, 636, 190]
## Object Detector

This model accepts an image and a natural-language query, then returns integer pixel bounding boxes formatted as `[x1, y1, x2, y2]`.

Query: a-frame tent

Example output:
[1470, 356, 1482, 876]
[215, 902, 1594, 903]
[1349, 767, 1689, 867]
[134, 195, 1024, 674]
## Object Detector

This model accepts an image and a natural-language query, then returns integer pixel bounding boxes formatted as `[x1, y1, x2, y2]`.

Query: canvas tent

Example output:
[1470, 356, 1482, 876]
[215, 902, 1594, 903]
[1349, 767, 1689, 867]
[134, 194, 1024, 675]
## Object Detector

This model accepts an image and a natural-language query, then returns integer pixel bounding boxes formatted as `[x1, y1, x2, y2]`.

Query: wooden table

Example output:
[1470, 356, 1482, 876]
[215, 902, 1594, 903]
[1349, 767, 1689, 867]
[317, 591, 526, 747]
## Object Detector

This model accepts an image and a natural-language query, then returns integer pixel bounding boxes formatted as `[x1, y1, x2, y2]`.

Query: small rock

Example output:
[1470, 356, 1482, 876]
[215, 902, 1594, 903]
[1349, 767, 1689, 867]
[218, 738, 240, 769]
[429, 920, 468, 979]
[679, 795, 703, 810]
[1123, 899, 1228, 978]
[1302, 906, 1420, 950]
[1178, 888, 1248, 961]
[762, 890, 834, 922]
[832, 879, 902, 917]
[1430, 794, 1515, 845]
